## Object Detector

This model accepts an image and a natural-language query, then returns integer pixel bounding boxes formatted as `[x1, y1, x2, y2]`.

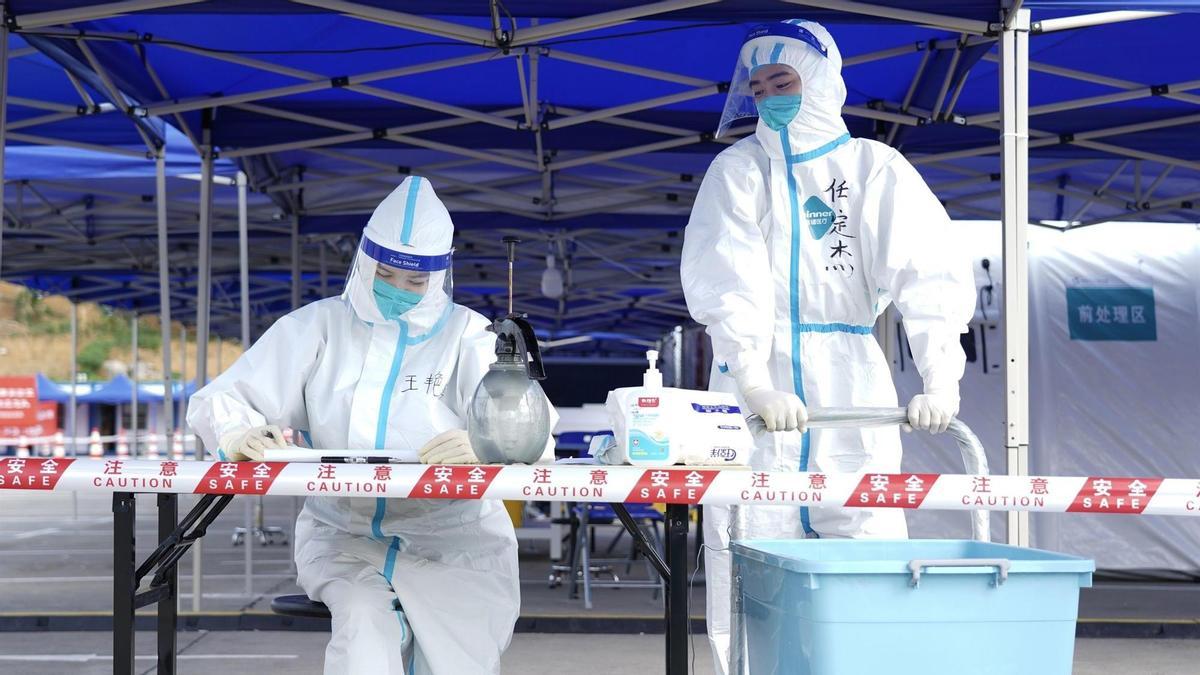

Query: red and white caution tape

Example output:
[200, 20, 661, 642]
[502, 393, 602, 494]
[1, 457, 1198, 517]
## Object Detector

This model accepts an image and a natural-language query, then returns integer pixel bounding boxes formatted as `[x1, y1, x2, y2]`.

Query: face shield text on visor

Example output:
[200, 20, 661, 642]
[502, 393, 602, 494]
[717, 22, 829, 139]
[352, 235, 454, 321]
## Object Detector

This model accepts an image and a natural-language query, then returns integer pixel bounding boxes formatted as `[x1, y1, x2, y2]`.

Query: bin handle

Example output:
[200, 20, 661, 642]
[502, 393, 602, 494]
[750, 407, 992, 543]
[908, 558, 1010, 588]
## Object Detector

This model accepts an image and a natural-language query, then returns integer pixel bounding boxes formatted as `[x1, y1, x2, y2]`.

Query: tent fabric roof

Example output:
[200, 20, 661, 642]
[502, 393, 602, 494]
[35, 372, 72, 403]
[2, 2, 1198, 348]
[76, 374, 163, 404]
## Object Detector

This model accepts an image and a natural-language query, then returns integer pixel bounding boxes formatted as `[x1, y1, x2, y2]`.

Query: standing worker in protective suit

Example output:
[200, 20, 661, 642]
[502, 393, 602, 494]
[680, 20, 976, 673]
[189, 176, 547, 674]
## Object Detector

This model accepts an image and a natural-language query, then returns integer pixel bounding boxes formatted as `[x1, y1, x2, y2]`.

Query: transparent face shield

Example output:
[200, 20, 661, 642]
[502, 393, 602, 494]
[347, 235, 454, 320]
[717, 22, 830, 139]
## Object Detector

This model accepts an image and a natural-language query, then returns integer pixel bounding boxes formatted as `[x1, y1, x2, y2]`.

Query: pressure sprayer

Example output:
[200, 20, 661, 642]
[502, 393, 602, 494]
[467, 236, 552, 464]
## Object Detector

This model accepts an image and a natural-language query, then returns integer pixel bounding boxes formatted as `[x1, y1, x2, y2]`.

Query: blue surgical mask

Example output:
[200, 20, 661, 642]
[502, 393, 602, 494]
[756, 94, 802, 131]
[373, 278, 423, 320]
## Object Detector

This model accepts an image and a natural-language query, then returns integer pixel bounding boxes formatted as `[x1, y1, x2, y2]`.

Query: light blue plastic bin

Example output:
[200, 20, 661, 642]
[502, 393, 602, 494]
[731, 539, 1094, 675]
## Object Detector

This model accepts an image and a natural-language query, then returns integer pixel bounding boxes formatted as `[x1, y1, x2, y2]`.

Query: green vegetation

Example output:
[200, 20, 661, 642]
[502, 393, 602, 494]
[13, 290, 69, 335]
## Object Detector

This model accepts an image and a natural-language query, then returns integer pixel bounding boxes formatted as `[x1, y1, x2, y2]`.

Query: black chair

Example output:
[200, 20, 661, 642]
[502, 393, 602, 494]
[270, 594, 331, 619]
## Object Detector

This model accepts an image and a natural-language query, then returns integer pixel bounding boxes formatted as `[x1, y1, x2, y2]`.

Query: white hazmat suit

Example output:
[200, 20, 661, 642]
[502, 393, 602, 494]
[679, 20, 976, 674]
[189, 176, 530, 674]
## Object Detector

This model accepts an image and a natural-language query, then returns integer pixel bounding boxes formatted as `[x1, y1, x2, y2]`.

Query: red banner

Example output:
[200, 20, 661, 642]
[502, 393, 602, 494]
[0, 402, 58, 440]
[0, 376, 38, 428]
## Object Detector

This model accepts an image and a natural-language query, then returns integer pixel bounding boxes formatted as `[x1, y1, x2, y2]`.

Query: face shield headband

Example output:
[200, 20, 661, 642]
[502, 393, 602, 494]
[717, 21, 830, 138]
[361, 236, 452, 272]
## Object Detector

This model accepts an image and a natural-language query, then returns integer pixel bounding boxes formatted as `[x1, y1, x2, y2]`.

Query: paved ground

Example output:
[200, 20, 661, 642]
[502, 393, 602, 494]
[5, 491, 1200, 673]
[0, 631, 1199, 674]
[0, 491, 688, 617]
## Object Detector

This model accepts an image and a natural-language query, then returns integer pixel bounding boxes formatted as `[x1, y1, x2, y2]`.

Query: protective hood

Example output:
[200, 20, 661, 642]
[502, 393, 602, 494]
[343, 175, 454, 331]
[724, 20, 850, 158]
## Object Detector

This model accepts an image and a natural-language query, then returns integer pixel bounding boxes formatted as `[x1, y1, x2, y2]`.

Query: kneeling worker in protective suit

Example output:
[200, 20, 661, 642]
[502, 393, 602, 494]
[189, 176, 549, 674]
[680, 20, 976, 673]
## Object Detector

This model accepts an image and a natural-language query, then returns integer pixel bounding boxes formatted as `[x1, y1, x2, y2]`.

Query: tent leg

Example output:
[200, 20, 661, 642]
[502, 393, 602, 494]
[1000, 8, 1031, 547]
[0, 1, 9, 277]
[192, 109, 215, 612]
[237, 170, 253, 595]
[157, 150, 174, 452]
[132, 316, 140, 457]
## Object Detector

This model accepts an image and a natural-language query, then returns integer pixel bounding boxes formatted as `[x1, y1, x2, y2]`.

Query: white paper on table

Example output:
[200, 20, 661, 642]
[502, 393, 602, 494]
[262, 447, 420, 463]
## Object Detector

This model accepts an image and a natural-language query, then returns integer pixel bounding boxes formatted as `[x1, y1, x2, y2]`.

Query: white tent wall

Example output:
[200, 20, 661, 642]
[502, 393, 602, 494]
[898, 220, 1200, 572]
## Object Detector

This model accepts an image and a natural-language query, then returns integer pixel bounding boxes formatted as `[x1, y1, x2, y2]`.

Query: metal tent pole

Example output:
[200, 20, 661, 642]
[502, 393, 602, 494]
[1000, 8, 1031, 547]
[192, 110, 214, 612]
[1, 1, 9, 278]
[291, 212, 301, 310]
[157, 150, 174, 456]
[237, 170, 253, 595]
[154, 146, 180, 655]
[69, 302, 78, 454]
[195, 109, 214, 448]
[131, 315, 139, 457]
[178, 324, 186, 432]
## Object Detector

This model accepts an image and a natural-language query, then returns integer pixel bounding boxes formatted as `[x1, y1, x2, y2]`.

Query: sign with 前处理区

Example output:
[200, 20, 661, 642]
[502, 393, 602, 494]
[1066, 287, 1156, 342]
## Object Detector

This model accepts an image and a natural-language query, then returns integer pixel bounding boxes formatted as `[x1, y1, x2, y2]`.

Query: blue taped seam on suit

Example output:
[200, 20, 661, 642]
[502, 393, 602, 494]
[797, 322, 872, 335]
[399, 176, 422, 246]
[369, 318, 417, 673]
[769, 42, 785, 64]
[788, 133, 850, 163]
[779, 128, 815, 537]
[784, 131, 851, 536]
[371, 323, 409, 541]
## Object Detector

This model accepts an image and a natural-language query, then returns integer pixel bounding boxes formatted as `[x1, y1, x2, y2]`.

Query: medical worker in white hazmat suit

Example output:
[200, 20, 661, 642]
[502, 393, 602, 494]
[189, 176, 548, 674]
[680, 20, 976, 673]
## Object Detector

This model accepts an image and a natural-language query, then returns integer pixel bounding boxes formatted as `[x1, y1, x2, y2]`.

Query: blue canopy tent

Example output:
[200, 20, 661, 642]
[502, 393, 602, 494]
[34, 371, 71, 403]
[1, 2, 1198, 562]
[2, 2, 1197, 347]
[76, 373, 163, 404]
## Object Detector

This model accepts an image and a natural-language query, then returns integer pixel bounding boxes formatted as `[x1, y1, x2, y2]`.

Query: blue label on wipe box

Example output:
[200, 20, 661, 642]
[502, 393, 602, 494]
[628, 429, 670, 461]
[691, 403, 742, 414]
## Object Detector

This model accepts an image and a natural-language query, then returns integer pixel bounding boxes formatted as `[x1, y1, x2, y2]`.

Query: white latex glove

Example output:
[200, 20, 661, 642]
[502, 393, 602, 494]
[218, 425, 287, 461]
[743, 388, 808, 433]
[734, 365, 807, 433]
[904, 391, 959, 435]
[419, 429, 479, 465]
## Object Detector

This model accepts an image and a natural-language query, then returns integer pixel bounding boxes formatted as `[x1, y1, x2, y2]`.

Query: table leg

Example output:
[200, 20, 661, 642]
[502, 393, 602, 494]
[664, 504, 689, 675]
[113, 492, 136, 675]
[157, 493, 178, 675]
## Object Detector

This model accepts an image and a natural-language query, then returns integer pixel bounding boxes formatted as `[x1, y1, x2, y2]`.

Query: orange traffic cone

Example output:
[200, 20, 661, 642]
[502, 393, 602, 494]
[88, 428, 103, 458]
[146, 433, 160, 460]
[16, 436, 30, 459]
[116, 429, 129, 458]
[52, 430, 66, 458]
[172, 429, 184, 461]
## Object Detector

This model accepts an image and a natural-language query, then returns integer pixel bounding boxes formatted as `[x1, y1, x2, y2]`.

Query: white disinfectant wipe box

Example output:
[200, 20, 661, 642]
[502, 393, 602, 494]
[599, 387, 752, 467]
